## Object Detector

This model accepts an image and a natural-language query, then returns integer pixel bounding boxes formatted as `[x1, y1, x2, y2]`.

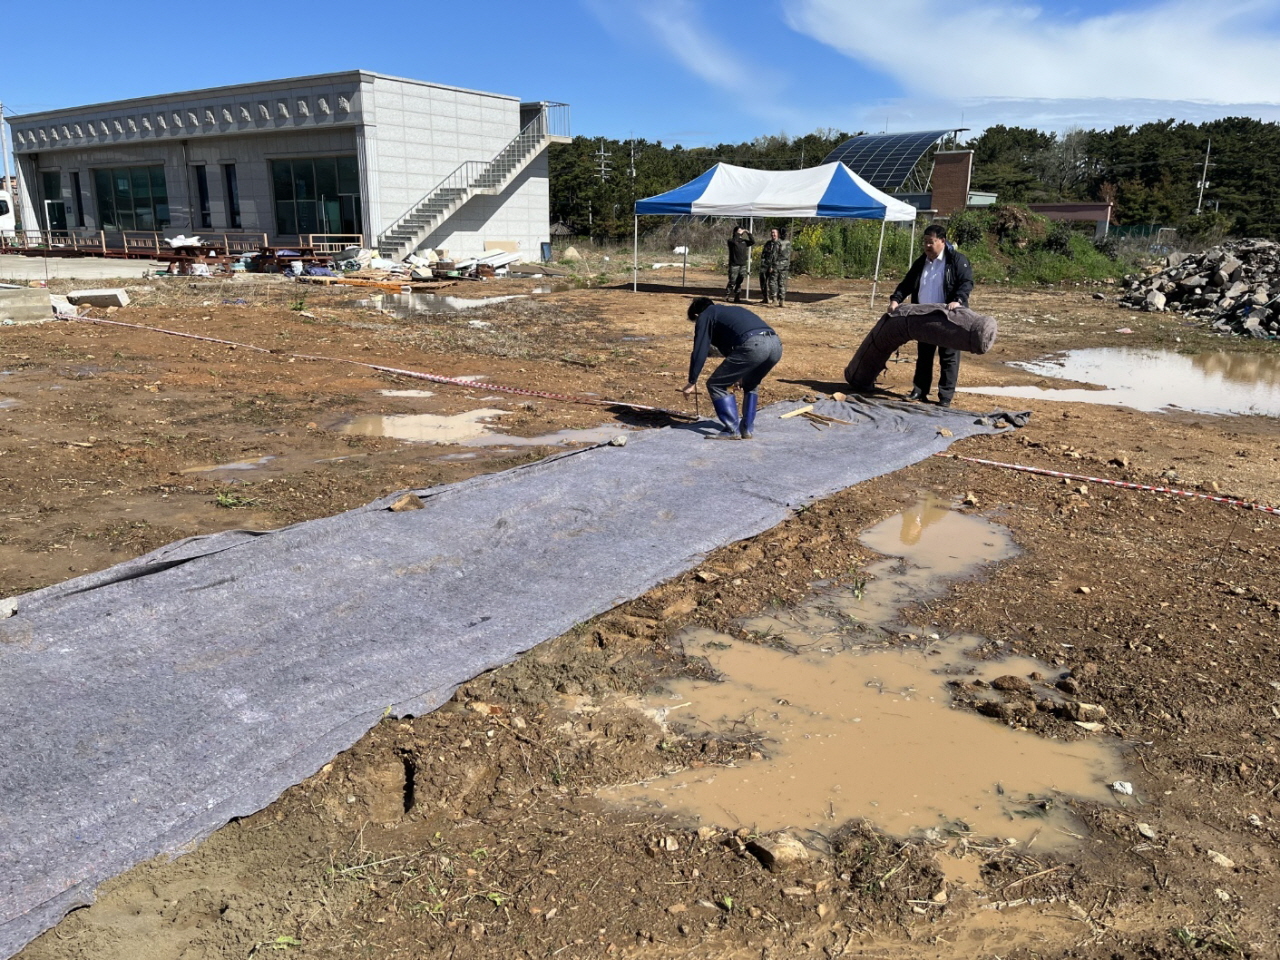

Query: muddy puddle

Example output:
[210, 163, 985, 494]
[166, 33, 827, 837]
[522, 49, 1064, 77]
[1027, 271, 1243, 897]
[337, 408, 631, 448]
[604, 497, 1126, 858]
[964, 347, 1280, 416]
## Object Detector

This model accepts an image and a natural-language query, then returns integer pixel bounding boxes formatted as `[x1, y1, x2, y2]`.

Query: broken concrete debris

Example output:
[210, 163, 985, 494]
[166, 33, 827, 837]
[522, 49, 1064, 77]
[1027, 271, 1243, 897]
[1120, 239, 1280, 338]
[67, 288, 131, 308]
[0, 287, 57, 322]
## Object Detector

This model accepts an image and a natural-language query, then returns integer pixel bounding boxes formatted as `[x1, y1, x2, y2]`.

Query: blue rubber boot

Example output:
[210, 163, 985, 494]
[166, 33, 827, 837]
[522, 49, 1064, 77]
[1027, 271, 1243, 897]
[711, 394, 740, 436]
[739, 391, 759, 439]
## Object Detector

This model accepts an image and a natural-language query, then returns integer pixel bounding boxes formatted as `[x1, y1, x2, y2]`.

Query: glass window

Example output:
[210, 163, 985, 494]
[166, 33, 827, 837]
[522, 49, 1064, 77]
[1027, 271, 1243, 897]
[270, 155, 361, 237]
[130, 167, 152, 200]
[315, 158, 338, 200]
[293, 162, 316, 202]
[194, 166, 211, 229]
[71, 171, 85, 227]
[337, 156, 359, 194]
[92, 165, 169, 231]
[274, 201, 297, 237]
[271, 161, 293, 202]
[223, 164, 241, 229]
[41, 171, 62, 202]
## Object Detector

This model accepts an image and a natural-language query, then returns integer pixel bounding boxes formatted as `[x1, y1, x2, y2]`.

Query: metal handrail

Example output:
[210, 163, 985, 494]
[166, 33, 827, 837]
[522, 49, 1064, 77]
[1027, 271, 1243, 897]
[381, 108, 559, 249]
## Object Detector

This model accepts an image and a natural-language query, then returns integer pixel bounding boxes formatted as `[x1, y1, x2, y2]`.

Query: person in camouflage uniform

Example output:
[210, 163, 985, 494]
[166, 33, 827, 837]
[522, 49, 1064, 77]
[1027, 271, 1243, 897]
[760, 227, 792, 307]
[725, 225, 754, 302]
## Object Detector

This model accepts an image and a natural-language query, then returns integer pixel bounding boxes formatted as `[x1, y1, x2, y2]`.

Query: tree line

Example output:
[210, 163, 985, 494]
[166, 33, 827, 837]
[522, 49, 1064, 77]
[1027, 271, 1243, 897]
[549, 118, 1280, 243]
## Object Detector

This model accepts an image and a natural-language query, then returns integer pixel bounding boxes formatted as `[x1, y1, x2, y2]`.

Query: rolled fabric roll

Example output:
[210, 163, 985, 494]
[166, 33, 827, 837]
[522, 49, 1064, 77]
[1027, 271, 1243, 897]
[844, 304, 997, 391]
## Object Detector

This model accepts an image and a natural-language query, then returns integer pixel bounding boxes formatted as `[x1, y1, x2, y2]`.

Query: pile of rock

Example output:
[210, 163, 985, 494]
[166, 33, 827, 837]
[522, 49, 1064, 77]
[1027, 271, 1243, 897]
[1119, 239, 1280, 338]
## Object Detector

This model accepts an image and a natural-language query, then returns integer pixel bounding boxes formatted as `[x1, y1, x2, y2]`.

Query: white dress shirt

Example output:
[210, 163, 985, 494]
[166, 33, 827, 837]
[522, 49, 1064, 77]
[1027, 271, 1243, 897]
[917, 252, 946, 305]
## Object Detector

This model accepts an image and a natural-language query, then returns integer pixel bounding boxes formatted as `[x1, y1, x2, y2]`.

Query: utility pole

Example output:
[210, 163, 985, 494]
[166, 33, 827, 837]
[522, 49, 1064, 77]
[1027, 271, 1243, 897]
[0, 101, 13, 196]
[1196, 138, 1212, 215]
[595, 139, 611, 181]
[628, 137, 636, 179]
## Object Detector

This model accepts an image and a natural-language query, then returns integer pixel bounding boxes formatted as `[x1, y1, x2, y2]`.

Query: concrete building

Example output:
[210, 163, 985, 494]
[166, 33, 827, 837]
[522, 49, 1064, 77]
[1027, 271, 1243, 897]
[5, 71, 569, 259]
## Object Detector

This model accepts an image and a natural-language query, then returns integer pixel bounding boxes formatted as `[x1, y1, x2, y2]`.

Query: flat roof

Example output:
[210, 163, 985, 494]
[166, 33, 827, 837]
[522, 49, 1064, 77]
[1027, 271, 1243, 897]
[10, 70, 519, 122]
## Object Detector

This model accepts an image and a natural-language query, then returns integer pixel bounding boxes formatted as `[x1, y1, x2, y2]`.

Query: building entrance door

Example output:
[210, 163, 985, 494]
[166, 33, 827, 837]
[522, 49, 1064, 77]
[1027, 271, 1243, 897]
[43, 200, 68, 237]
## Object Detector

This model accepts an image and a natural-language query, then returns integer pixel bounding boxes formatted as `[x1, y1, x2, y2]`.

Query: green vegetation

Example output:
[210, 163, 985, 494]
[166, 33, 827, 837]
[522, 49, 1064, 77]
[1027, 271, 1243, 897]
[777, 205, 1135, 283]
[550, 117, 1280, 246]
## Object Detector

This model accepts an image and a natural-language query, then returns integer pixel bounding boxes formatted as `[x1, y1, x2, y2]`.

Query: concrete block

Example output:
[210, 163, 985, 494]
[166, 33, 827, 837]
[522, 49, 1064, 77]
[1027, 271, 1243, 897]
[0, 288, 55, 322]
[67, 288, 131, 308]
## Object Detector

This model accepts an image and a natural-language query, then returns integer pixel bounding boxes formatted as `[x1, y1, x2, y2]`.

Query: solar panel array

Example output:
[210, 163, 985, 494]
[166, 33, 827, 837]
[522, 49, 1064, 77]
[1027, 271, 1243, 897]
[822, 130, 955, 191]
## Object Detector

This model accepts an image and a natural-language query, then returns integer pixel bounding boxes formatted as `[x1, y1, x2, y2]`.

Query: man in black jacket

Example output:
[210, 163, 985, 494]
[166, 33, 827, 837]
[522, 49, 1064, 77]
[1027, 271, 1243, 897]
[682, 297, 782, 439]
[888, 224, 975, 406]
[725, 225, 754, 302]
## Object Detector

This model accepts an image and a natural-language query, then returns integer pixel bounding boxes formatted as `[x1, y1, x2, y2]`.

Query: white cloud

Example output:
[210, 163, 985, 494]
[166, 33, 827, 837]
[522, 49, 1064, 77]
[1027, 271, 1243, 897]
[784, 0, 1280, 104]
[580, 0, 829, 138]
[635, 0, 762, 92]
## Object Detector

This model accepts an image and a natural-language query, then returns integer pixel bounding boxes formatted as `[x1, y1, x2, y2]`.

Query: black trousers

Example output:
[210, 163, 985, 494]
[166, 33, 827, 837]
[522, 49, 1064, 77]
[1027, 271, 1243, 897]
[913, 344, 961, 401]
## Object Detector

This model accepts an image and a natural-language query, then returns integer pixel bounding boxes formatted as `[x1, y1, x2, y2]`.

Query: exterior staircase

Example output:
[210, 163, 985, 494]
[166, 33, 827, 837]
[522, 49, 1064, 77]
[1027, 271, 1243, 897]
[377, 103, 569, 261]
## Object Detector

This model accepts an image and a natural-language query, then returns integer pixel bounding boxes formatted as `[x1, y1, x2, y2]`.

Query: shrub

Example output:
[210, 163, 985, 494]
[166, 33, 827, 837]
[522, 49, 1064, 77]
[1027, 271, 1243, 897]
[1176, 210, 1232, 246]
[1093, 233, 1121, 259]
[947, 209, 990, 248]
[1042, 221, 1074, 256]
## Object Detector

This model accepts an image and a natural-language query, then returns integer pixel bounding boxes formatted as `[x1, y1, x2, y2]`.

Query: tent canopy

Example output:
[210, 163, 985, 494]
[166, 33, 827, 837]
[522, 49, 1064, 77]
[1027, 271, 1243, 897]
[634, 161, 916, 221]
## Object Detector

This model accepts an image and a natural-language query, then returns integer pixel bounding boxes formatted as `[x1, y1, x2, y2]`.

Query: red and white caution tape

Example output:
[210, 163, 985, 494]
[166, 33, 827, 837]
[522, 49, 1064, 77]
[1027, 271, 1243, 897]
[939, 453, 1280, 516]
[58, 313, 695, 418]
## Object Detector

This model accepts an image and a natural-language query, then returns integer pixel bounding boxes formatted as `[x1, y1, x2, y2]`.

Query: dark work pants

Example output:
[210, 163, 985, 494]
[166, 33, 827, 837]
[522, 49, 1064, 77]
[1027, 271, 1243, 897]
[706, 333, 783, 399]
[913, 344, 961, 401]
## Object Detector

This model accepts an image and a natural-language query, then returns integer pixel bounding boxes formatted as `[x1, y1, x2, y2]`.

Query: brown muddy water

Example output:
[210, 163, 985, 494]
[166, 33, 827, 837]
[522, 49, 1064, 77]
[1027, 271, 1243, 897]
[963, 347, 1280, 417]
[604, 497, 1127, 859]
[337, 408, 631, 447]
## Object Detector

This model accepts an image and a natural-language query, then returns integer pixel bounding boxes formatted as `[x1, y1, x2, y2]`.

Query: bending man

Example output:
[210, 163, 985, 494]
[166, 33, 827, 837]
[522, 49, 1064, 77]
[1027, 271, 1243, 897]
[682, 296, 783, 439]
[888, 223, 974, 406]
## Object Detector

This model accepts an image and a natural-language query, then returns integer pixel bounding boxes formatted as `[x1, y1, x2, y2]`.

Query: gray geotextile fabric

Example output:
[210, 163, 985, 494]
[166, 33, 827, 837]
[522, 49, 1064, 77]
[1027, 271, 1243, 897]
[844, 304, 998, 391]
[0, 397, 1024, 957]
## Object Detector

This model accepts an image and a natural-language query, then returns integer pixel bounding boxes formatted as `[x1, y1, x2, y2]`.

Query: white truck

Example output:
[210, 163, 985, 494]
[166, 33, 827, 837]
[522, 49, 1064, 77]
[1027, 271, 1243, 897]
[0, 188, 14, 236]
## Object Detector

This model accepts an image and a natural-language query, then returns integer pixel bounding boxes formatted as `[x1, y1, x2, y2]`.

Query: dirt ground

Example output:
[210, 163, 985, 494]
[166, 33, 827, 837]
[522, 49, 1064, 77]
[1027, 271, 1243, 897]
[4, 263, 1280, 960]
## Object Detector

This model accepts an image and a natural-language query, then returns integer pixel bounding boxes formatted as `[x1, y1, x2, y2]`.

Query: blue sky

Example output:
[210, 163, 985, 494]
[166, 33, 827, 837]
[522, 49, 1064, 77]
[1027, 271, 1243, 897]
[4, 0, 1279, 150]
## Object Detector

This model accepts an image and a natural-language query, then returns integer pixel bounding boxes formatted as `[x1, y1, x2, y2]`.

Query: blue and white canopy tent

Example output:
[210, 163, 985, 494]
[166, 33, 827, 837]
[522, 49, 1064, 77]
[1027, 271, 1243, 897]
[632, 161, 917, 300]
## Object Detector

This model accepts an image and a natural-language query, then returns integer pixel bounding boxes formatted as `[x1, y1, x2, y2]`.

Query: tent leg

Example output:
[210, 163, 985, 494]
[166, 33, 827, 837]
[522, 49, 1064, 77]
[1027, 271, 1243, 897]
[633, 217, 638, 292]
[682, 223, 688, 288]
[870, 218, 887, 308]
[744, 217, 753, 302]
[909, 219, 917, 269]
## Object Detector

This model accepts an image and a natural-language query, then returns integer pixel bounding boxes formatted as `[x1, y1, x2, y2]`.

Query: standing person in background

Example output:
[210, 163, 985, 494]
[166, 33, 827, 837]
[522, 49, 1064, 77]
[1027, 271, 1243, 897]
[725, 224, 754, 303]
[759, 228, 780, 305]
[769, 227, 792, 307]
[682, 297, 783, 439]
[887, 224, 974, 406]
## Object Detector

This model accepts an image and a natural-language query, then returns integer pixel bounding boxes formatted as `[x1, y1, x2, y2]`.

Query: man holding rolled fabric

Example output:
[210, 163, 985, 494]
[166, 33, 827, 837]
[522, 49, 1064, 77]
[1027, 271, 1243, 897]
[682, 297, 782, 440]
[888, 224, 974, 407]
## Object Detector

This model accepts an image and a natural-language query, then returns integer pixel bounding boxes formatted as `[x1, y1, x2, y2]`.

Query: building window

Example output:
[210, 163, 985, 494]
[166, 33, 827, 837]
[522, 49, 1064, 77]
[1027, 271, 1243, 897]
[270, 156, 361, 236]
[222, 164, 241, 229]
[70, 171, 86, 228]
[193, 166, 211, 229]
[92, 166, 169, 231]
